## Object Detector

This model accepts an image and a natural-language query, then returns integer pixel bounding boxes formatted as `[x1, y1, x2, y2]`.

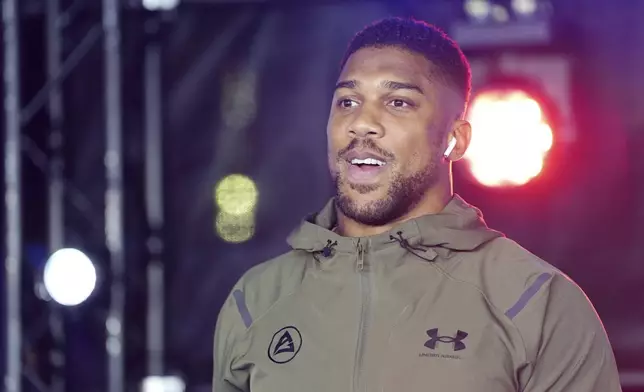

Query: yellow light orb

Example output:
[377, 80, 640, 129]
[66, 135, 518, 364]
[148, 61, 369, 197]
[215, 211, 255, 244]
[214, 174, 258, 215]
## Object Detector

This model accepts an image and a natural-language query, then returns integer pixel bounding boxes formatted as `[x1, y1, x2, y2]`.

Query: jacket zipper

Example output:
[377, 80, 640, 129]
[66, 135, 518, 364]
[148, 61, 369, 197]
[353, 240, 370, 392]
[357, 241, 365, 271]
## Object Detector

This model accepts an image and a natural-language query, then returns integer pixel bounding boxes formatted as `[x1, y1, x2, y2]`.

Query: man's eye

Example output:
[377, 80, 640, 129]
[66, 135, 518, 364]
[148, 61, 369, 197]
[389, 99, 411, 108]
[337, 99, 358, 108]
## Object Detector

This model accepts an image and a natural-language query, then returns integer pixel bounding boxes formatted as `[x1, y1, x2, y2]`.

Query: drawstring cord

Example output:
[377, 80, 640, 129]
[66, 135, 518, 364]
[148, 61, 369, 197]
[390, 231, 427, 252]
[390, 231, 436, 262]
[320, 231, 435, 261]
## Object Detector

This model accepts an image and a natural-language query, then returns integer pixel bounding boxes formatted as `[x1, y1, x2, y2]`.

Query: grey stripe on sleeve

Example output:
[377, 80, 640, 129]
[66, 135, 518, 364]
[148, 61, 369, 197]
[233, 289, 253, 328]
[505, 272, 551, 320]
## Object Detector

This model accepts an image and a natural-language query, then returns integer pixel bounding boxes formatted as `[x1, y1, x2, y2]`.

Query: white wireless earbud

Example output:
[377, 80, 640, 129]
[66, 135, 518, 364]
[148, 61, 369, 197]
[443, 138, 457, 158]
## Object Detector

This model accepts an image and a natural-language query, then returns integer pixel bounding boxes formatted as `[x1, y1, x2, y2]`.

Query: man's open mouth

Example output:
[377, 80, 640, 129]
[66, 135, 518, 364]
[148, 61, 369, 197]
[345, 156, 388, 183]
[350, 158, 386, 167]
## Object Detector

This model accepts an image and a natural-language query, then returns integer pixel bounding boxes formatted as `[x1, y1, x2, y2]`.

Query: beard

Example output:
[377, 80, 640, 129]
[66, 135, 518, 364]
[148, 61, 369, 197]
[333, 155, 441, 227]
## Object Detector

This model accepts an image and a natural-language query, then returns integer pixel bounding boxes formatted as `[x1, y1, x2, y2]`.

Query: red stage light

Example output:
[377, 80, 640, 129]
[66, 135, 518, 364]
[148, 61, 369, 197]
[464, 88, 554, 187]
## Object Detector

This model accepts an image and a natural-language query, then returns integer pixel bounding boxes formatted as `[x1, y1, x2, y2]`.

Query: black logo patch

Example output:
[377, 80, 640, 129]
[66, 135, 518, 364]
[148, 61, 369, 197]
[268, 326, 302, 364]
[424, 328, 468, 351]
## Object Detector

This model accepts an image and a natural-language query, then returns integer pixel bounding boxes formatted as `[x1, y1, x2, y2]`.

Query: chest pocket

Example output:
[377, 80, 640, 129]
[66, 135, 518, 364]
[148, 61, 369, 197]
[244, 279, 358, 392]
[375, 290, 519, 392]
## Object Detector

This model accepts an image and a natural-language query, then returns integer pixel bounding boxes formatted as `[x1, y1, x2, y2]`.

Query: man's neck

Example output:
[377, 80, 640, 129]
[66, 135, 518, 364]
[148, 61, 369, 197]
[336, 189, 452, 238]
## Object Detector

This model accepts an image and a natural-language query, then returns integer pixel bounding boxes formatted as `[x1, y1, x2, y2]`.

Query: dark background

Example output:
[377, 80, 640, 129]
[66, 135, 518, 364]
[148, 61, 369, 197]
[3, 0, 644, 390]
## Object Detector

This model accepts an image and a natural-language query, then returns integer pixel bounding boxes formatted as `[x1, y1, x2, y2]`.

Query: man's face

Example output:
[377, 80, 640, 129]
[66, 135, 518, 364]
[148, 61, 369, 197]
[327, 46, 452, 226]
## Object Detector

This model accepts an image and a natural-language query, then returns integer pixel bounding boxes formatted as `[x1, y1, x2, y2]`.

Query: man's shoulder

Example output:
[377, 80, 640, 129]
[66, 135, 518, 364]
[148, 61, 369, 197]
[491, 237, 562, 275]
[239, 249, 310, 288]
[227, 249, 310, 328]
[472, 239, 612, 369]
[446, 237, 576, 319]
[451, 236, 562, 281]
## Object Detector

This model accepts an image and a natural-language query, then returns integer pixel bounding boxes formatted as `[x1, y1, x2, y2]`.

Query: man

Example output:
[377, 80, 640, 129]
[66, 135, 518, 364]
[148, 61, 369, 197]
[213, 17, 622, 392]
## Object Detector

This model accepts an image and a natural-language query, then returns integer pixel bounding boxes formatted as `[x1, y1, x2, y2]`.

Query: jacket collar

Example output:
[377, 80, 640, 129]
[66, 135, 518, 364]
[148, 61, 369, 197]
[287, 194, 503, 259]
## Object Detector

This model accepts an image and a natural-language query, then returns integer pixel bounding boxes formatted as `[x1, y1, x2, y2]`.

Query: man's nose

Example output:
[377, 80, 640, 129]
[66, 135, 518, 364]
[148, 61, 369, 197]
[348, 106, 384, 138]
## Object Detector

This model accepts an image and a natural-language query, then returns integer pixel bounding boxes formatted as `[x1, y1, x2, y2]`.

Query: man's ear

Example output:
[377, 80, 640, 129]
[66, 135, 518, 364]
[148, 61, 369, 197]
[444, 120, 471, 161]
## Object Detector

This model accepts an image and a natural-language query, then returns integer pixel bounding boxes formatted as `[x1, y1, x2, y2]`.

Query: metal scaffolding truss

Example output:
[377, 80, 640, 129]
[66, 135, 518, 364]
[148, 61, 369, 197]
[2, 0, 166, 391]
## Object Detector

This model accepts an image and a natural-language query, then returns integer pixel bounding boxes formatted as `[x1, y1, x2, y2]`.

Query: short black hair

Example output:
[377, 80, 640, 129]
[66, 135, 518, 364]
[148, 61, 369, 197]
[341, 17, 471, 106]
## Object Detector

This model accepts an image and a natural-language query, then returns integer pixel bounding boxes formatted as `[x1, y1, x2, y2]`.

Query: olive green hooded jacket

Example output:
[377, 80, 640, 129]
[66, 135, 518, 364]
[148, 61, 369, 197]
[213, 195, 621, 392]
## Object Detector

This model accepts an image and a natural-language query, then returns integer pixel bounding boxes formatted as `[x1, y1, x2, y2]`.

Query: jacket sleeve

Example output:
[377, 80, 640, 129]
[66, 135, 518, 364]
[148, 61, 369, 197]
[213, 287, 250, 392]
[514, 273, 622, 392]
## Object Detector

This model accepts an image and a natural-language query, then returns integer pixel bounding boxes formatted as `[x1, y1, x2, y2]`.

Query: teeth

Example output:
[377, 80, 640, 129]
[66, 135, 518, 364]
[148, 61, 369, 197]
[351, 158, 386, 166]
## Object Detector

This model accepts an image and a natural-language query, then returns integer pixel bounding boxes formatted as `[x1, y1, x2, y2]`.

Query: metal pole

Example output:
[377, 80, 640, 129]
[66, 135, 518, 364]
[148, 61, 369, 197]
[2, 0, 22, 391]
[45, 0, 66, 390]
[144, 15, 166, 378]
[102, 0, 125, 391]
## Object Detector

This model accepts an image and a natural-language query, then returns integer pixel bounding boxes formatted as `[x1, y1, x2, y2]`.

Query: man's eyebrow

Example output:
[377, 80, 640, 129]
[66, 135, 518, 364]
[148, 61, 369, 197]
[334, 79, 424, 95]
[335, 80, 425, 95]
[335, 80, 358, 90]
[380, 80, 424, 95]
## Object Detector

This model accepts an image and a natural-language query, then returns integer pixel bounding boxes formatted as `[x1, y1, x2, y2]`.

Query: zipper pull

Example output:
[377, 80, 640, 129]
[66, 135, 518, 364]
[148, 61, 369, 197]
[356, 241, 365, 271]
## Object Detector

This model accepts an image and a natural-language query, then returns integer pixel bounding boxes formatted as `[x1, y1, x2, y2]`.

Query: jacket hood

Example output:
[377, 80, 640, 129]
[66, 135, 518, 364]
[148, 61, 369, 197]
[287, 194, 503, 259]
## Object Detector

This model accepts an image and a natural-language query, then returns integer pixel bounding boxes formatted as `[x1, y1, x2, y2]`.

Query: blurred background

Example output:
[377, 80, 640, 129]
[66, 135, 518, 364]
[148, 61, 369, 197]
[1, 0, 643, 391]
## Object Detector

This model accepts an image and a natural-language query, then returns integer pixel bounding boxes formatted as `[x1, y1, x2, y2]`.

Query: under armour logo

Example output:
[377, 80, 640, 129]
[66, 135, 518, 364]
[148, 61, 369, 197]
[425, 328, 468, 351]
[268, 326, 302, 364]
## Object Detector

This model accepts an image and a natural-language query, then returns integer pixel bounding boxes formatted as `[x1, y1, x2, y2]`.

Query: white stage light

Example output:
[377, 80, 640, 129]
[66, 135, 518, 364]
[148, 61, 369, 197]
[43, 248, 97, 306]
[142, 0, 181, 11]
[142, 376, 185, 392]
[464, 0, 492, 21]
[512, 0, 538, 16]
